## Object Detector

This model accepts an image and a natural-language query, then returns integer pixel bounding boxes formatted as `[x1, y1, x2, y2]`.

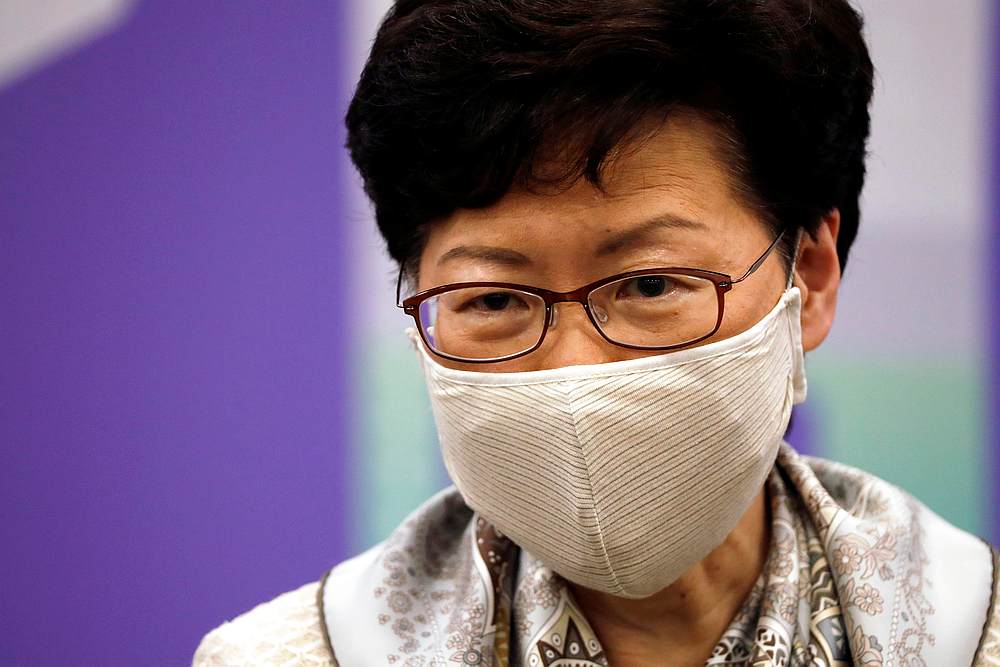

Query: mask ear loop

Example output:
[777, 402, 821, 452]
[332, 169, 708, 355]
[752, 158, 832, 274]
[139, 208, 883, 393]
[786, 228, 804, 290]
[785, 227, 808, 403]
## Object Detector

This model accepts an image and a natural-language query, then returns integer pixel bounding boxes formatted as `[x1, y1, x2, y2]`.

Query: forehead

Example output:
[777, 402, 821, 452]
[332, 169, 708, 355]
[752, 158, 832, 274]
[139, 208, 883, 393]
[418, 111, 765, 280]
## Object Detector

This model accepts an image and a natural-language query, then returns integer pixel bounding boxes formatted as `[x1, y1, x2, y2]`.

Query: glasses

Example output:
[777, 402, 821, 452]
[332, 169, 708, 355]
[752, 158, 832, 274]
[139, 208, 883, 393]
[397, 229, 786, 363]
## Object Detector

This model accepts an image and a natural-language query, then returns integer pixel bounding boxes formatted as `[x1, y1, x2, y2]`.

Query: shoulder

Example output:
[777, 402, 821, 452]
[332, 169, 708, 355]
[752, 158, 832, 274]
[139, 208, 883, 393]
[782, 447, 999, 661]
[800, 450, 995, 577]
[320, 487, 476, 665]
[192, 488, 470, 667]
[192, 580, 337, 667]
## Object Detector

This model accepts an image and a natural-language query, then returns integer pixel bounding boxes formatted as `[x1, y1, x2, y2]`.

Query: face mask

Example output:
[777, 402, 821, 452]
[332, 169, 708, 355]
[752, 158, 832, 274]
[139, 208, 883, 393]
[406, 287, 807, 599]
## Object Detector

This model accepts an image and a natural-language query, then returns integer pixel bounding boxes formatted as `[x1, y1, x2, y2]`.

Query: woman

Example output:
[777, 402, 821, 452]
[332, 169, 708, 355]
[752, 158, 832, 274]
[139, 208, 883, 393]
[194, 1, 1000, 665]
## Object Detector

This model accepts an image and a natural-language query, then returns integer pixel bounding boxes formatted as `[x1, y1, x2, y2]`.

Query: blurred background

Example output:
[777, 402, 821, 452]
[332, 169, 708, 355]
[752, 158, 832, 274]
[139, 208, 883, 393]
[1, 1, 996, 665]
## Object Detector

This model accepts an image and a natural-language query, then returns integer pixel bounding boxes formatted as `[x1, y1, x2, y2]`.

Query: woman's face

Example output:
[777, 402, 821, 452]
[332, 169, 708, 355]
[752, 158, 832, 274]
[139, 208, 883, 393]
[417, 112, 790, 372]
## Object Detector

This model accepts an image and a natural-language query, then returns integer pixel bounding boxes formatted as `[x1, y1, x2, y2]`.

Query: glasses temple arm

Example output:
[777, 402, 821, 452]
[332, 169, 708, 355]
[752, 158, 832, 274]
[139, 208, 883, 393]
[395, 265, 405, 308]
[729, 228, 787, 285]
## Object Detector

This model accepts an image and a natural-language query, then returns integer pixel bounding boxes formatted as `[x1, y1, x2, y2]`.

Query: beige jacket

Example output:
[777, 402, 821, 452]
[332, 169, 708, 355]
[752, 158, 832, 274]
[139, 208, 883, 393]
[193, 580, 338, 667]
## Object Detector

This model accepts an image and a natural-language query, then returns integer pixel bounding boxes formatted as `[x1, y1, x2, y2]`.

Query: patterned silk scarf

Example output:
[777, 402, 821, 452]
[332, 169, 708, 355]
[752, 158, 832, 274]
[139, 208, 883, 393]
[322, 445, 1000, 666]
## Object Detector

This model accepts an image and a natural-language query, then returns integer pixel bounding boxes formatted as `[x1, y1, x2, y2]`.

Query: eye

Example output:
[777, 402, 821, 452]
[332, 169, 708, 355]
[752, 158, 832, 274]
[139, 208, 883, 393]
[617, 275, 678, 299]
[479, 292, 512, 310]
[453, 290, 530, 313]
[436, 287, 542, 324]
[636, 276, 668, 297]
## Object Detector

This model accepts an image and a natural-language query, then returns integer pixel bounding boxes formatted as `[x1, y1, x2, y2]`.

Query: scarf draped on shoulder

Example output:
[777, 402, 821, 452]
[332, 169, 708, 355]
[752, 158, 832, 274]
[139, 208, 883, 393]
[321, 445, 1000, 666]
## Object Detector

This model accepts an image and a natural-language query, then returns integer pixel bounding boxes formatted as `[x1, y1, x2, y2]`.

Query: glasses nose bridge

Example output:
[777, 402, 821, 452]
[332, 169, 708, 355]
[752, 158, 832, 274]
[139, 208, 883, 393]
[545, 290, 597, 331]
[546, 282, 594, 306]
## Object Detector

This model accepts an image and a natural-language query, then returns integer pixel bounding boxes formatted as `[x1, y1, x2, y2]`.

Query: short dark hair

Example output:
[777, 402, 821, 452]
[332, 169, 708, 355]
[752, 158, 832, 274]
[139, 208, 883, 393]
[346, 0, 874, 275]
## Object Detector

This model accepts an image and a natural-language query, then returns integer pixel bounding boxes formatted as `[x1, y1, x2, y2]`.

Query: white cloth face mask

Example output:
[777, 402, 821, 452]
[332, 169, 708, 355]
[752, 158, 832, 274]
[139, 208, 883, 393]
[407, 287, 807, 599]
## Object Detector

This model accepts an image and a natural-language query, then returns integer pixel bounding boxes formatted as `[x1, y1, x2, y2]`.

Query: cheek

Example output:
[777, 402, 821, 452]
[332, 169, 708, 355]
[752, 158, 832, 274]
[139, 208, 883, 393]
[716, 271, 788, 339]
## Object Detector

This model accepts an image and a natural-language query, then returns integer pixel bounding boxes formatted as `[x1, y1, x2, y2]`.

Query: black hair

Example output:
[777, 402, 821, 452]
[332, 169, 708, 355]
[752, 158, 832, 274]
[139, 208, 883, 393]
[346, 0, 874, 275]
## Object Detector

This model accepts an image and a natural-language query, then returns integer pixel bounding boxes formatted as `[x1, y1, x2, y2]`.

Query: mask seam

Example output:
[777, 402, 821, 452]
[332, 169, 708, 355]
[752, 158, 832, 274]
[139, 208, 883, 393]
[565, 388, 628, 597]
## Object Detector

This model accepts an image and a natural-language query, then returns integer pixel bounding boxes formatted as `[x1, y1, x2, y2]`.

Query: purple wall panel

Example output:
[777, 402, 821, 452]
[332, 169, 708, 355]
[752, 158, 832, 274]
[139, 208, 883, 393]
[992, 1, 1000, 547]
[0, 2, 353, 665]
[785, 406, 817, 458]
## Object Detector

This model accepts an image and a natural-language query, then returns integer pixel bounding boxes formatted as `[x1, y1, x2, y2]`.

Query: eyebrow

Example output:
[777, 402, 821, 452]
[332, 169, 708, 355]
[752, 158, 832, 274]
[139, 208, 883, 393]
[435, 213, 707, 267]
[436, 244, 533, 267]
[595, 213, 708, 256]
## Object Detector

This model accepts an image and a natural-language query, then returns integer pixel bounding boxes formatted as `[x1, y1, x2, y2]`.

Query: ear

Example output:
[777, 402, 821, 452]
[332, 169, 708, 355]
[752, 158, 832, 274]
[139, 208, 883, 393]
[794, 209, 841, 352]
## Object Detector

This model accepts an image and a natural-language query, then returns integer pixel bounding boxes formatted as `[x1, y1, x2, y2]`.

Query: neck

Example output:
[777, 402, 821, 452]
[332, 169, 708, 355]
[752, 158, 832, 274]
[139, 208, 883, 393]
[568, 487, 770, 667]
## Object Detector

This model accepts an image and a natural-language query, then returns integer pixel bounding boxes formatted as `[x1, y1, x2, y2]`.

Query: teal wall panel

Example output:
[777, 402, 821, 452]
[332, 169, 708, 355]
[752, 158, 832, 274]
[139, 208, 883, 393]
[353, 337, 446, 550]
[806, 357, 986, 536]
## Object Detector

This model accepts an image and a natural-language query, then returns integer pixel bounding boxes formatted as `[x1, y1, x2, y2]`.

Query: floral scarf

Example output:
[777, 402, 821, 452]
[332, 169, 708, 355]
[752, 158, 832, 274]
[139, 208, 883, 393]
[322, 445, 1000, 666]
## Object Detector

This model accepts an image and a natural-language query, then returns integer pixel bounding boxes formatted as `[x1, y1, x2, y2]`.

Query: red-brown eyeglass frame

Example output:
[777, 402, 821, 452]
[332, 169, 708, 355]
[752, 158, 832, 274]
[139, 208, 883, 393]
[396, 229, 787, 363]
